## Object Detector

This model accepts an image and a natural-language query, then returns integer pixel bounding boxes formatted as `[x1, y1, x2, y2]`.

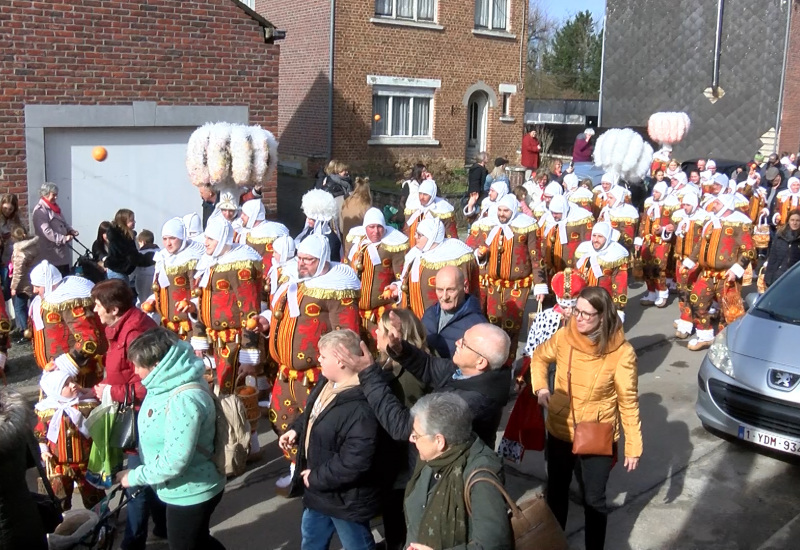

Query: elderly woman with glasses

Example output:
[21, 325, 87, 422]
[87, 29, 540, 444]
[31, 182, 79, 276]
[531, 286, 642, 550]
[404, 392, 512, 550]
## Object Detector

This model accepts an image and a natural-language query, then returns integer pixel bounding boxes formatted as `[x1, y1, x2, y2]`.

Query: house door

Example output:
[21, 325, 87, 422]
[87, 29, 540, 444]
[466, 91, 488, 163]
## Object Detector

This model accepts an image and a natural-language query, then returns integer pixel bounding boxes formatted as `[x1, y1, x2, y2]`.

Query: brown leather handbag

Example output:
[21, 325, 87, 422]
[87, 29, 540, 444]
[568, 348, 614, 456]
[465, 468, 568, 550]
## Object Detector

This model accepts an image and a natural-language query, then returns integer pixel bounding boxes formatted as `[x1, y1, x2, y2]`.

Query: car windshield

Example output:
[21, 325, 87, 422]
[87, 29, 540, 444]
[753, 264, 800, 324]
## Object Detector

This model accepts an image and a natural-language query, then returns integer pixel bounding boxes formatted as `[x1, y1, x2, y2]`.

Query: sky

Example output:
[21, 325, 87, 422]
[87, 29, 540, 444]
[540, 0, 606, 23]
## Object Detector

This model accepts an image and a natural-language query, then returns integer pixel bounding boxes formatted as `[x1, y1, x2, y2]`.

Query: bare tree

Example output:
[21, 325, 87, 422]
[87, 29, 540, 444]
[527, 0, 556, 73]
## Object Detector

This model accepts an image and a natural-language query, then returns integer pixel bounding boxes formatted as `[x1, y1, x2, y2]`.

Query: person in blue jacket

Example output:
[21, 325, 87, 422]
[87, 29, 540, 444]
[421, 265, 487, 358]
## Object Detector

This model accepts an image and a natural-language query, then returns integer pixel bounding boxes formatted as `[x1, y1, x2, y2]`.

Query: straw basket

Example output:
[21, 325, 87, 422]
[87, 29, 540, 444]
[753, 214, 770, 249]
[236, 386, 260, 431]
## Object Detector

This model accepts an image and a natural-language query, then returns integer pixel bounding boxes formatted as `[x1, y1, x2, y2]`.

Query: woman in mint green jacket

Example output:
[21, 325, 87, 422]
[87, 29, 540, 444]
[117, 328, 226, 550]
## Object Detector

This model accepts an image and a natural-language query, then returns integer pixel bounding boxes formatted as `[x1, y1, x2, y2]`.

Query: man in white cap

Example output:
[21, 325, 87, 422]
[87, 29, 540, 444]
[597, 185, 640, 255]
[682, 194, 755, 350]
[182, 212, 204, 243]
[671, 193, 711, 339]
[591, 172, 631, 218]
[575, 221, 630, 321]
[563, 172, 593, 210]
[28, 260, 106, 387]
[532, 180, 564, 222]
[343, 207, 409, 346]
[140, 218, 206, 339]
[404, 178, 457, 249]
[239, 198, 290, 273]
[390, 217, 479, 319]
[542, 195, 594, 277]
[468, 194, 547, 361]
[266, 235, 297, 303]
[267, 233, 361, 492]
[636, 181, 679, 307]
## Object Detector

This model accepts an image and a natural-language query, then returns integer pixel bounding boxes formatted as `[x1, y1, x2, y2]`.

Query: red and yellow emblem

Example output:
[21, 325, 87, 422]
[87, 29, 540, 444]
[305, 303, 321, 317]
[45, 311, 62, 324]
[215, 280, 231, 291]
[237, 268, 252, 280]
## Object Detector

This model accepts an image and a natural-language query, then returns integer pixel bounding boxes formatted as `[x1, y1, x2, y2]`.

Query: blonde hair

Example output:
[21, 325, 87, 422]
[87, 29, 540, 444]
[377, 309, 427, 368]
[318, 329, 362, 356]
[491, 165, 506, 179]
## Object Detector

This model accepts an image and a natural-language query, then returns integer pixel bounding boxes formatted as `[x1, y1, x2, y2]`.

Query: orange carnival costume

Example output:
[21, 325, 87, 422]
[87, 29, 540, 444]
[468, 194, 547, 360]
[267, 234, 361, 440]
[635, 181, 679, 307]
[772, 177, 800, 227]
[541, 195, 594, 277]
[145, 218, 206, 339]
[394, 217, 480, 319]
[597, 185, 640, 256]
[671, 193, 711, 339]
[404, 178, 457, 249]
[239, 199, 291, 275]
[591, 173, 631, 219]
[682, 195, 755, 351]
[564, 173, 594, 211]
[28, 261, 106, 388]
[574, 221, 630, 320]
[343, 207, 408, 346]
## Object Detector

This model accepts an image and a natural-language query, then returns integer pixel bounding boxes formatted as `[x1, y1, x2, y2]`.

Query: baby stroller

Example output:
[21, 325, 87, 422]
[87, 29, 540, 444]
[47, 485, 140, 550]
[69, 238, 106, 283]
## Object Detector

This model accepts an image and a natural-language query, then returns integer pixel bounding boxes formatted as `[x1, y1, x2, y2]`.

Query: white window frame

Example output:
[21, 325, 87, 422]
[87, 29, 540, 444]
[374, 0, 437, 23]
[499, 83, 516, 121]
[474, 0, 510, 32]
[240, 0, 256, 9]
[367, 75, 441, 146]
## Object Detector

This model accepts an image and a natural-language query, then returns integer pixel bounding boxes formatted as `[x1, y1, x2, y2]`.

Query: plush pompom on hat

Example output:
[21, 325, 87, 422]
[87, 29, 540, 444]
[301, 189, 338, 222]
[550, 268, 587, 308]
[161, 217, 187, 241]
[218, 191, 239, 211]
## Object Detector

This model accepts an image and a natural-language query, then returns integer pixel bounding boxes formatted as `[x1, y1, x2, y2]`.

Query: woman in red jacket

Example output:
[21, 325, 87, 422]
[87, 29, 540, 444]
[90, 279, 165, 550]
[521, 125, 542, 180]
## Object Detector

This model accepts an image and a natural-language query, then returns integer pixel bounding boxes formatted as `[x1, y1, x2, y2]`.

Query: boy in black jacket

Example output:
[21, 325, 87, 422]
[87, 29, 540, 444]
[279, 329, 382, 550]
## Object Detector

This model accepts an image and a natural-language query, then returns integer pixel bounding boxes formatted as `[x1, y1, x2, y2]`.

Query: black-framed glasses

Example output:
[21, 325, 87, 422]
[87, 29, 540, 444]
[574, 308, 598, 320]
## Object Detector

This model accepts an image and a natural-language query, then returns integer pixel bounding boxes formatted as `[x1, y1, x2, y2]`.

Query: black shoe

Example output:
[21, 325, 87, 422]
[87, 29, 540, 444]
[14, 337, 29, 346]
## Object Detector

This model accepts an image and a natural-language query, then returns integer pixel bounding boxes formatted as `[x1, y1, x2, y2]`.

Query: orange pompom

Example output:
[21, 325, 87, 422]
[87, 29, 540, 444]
[246, 317, 258, 330]
[177, 299, 189, 310]
[141, 301, 155, 313]
[92, 146, 107, 161]
[373, 114, 381, 122]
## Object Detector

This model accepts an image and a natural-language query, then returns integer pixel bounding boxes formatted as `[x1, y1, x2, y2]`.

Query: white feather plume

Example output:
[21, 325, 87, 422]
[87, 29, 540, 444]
[301, 189, 337, 221]
[594, 128, 653, 182]
[186, 123, 212, 187]
[230, 124, 253, 186]
[207, 123, 232, 184]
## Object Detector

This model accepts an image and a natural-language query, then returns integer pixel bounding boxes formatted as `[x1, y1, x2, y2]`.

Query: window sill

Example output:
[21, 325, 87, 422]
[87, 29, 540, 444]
[499, 115, 516, 123]
[472, 28, 516, 40]
[368, 137, 440, 146]
[370, 17, 444, 31]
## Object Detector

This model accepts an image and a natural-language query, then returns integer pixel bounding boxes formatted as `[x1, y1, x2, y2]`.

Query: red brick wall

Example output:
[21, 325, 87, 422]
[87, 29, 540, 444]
[0, 0, 280, 213]
[333, 0, 526, 169]
[256, 0, 331, 168]
[779, 1, 800, 153]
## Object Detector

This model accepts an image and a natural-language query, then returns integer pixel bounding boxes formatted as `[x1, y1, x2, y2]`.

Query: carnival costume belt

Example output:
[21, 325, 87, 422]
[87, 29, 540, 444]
[206, 328, 241, 345]
[165, 319, 191, 334]
[485, 275, 533, 289]
[277, 364, 320, 386]
[645, 234, 670, 245]
[359, 304, 391, 324]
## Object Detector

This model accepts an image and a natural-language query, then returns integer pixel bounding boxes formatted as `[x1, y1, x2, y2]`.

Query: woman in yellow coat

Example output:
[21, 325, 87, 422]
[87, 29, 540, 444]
[531, 286, 642, 550]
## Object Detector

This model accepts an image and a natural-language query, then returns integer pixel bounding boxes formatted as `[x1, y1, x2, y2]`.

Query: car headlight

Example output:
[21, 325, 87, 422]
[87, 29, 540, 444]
[707, 330, 734, 378]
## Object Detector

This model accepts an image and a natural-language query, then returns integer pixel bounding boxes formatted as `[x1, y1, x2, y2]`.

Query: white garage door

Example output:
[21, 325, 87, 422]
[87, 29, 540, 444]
[43, 127, 202, 261]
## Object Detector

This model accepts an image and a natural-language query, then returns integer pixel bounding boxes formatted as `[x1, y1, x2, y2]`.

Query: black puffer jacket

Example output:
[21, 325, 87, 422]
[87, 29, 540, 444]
[765, 226, 800, 286]
[290, 379, 385, 523]
[0, 389, 47, 550]
[359, 341, 511, 448]
[105, 225, 155, 275]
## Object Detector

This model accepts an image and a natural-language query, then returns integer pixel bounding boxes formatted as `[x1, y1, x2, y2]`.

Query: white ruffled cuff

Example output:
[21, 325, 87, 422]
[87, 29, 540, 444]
[239, 348, 260, 365]
[634, 237, 643, 247]
[618, 310, 625, 323]
[682, 258, 696, 269]
[533, 283, 548, 296]
[191, 336, 210, 351]
[728, 263, 745, 279]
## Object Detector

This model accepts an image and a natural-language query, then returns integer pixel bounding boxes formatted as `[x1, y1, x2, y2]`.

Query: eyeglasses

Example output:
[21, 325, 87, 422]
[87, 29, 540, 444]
[574, 308, 599, 320]
[410, 431, 431, 443]
[457, 337, 487, 361]
[296, 256, 318, 264]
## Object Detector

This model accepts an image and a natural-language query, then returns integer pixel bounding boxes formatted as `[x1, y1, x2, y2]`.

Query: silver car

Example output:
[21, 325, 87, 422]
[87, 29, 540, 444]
[696, 264, 800, 457]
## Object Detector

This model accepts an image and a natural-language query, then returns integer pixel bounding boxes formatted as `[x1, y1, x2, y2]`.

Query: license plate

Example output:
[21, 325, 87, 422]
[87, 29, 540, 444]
[738, 425, 800, 455]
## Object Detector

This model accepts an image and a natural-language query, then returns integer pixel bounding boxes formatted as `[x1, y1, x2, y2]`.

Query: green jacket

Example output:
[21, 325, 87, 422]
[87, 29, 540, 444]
[127, 340, 224, 506]
[404, 437, 514, 550]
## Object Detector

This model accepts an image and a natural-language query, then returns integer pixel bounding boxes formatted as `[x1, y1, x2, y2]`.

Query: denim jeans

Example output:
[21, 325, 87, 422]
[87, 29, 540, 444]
[12, 293, 28, 332]
[106, 269, 129, 282]
[0, 265, 10, 301]
[122, 453, 167, 550]
[300, 508, 375, 550]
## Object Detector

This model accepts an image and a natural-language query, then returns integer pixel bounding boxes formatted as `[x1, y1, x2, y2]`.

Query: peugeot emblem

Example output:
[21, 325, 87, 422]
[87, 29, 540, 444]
[769, 369, 799, 391]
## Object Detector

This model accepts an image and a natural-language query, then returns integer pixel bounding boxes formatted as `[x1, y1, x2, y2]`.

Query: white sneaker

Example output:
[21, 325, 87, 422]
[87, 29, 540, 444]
[275, 471, 293, 489]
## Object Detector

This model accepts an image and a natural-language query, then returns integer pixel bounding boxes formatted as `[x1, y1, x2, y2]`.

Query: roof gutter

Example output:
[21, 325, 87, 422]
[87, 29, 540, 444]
[775, 0, 792, 153]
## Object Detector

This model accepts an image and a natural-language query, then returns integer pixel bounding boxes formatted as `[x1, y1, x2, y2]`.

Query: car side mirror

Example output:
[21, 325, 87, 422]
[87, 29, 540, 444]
[744, 292, 760, 311]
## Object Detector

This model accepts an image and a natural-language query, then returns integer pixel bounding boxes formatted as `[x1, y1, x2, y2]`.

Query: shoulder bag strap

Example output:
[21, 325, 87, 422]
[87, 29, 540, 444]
[26, 432, 63, 514]
[464, 467, 520, 517]
[567, 347, 577, 427]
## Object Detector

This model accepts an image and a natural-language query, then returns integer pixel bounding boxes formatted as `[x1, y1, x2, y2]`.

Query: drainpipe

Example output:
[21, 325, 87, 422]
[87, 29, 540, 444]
[711, 0, 725, 97]
[519, 0, 527, 90]
[598, 13, 607, 127]
[328, 0, 335, 159]
[775, 0, 793, 153]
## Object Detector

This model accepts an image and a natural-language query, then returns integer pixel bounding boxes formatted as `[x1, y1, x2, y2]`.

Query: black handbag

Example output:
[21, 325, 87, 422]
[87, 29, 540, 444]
[27, 433, 63, 533]
[110, 385, 138, 451]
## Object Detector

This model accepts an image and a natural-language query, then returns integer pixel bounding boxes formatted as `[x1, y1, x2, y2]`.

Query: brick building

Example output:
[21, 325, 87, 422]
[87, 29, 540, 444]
[1, 0, 280, 243]
[257, 0, 528, 175]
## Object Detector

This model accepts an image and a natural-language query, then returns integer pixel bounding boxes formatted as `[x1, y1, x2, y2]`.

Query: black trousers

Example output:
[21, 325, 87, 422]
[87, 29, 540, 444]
[166, 491, 225, 550]
[546, 434, 615, 550]
[381, 489, 407, 550]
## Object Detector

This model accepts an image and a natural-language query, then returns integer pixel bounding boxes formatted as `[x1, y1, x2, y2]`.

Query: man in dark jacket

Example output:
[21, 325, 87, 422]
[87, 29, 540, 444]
[422, 265, 486, 358]
[334, 315, 512, 449]
[279, 330, 383, 550]
[468, 152, 489, 198]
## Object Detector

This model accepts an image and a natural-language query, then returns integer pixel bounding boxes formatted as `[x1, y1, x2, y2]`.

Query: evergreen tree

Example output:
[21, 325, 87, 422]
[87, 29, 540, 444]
[542, 11, 602, 98]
